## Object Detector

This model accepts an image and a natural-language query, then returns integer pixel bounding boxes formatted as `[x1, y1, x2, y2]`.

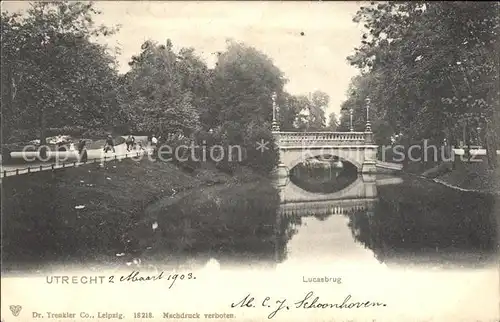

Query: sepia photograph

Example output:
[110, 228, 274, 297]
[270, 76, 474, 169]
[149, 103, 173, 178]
[1, 1, 499, 321]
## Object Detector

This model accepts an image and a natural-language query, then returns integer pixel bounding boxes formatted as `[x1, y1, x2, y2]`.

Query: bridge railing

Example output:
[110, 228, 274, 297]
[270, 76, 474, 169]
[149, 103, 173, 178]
[275, 132, 367, 146]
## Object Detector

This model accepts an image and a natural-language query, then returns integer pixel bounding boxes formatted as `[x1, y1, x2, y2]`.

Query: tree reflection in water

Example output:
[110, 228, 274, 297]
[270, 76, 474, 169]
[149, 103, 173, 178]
[274, 213, 302, 262]
[346, 181, 498, 267]
[274, 165, 498, 268]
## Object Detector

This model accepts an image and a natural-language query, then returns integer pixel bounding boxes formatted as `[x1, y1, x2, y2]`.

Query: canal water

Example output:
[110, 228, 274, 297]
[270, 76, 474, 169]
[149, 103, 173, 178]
[2, 161, 498, 321]
[134, 162, 498, 271]
[276, 164, 498, 270]
[1, 161, 498, 272]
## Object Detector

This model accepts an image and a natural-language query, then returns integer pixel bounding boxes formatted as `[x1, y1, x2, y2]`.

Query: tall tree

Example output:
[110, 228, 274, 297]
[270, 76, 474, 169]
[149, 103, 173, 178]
[176, 47, 214, 130]
[121, 39, 201, 136]
[307, 90, 328, 131]
[277, 93, 308, 131]
[346, 1, 499, 167]
[213, 40, 287, 131]
[1, 1, 120, 144]
[326, 112, 339, 132]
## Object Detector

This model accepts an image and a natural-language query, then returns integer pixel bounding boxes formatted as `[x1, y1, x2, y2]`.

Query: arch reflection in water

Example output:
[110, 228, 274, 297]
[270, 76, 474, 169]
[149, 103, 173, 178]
[273, 169, 498, 269]
[277, 163, 377, 217]
[272, 163, 379, 265]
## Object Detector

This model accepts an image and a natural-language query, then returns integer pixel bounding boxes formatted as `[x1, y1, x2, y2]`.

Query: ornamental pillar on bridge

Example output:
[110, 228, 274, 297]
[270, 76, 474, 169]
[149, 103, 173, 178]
[362, 98, 377, 173]
[271, 92, 280, 132]
[364, 97, 373, 144]
[271, 92, 288, 178]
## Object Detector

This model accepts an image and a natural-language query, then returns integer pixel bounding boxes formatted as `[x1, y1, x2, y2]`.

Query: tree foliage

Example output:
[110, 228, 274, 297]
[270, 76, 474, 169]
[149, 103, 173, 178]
[344, 1, 499, 167]
[1, 2, 120, 143]
[2, 2, 339, 173]
[327, 112, 339, 132]
[278, 91, 329, 132]
[212, 40, 287, 128]
[308, 91, 329, 131]
[119, 39, 202, 136]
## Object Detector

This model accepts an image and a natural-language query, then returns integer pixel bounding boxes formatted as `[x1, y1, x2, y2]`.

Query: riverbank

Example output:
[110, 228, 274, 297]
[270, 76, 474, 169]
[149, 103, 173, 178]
[1, 158, 277, 270]
[404, 158, 500, 195]
[437, 158, 500, 194]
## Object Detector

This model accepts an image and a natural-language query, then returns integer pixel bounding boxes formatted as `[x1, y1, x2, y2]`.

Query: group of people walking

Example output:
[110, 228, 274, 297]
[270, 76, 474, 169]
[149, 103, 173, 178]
[105, 134, 149, 153]
[74, 134, 157, 162]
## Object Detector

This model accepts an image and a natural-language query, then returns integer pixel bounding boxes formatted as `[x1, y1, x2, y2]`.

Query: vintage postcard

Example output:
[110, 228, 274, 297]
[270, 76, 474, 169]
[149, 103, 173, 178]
[1, 1, 499, 321]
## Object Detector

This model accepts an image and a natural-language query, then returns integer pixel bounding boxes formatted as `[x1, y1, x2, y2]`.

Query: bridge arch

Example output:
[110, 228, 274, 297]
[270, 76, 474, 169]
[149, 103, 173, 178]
[281, 148, 364, 173]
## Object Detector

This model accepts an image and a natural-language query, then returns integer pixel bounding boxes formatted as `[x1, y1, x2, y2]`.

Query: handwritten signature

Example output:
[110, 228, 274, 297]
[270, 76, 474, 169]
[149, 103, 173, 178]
[231, 291, 387, 319]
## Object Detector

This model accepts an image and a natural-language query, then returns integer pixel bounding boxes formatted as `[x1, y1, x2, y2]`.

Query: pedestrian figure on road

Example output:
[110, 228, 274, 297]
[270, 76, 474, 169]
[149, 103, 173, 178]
[151, 134, 158, 157]
[126, 135, 134, 152]
[104, 135, 115, 153]
[77, 139, 88, 162]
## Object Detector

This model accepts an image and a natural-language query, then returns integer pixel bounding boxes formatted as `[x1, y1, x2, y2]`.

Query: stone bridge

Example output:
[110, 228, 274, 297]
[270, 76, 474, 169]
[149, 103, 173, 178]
[273, 131, 378, 176]
[270, 91, 378, 176]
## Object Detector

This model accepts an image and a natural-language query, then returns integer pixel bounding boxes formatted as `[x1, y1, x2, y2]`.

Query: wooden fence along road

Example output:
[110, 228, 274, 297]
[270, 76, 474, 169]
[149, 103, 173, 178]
[1, 150, 153, 179]
[1, 137, 151, 179]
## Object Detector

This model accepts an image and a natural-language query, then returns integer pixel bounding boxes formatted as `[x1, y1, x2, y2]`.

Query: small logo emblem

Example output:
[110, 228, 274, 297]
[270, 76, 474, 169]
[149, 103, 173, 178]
[10, 304, 22, 316]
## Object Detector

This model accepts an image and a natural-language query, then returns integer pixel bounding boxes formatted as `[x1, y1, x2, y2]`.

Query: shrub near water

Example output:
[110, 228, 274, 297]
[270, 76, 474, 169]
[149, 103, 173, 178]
[145, 178, 280, 257]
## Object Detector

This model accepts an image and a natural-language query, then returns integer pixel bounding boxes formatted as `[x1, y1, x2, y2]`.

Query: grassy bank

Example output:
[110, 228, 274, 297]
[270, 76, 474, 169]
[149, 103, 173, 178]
[401, 156, 500, 194]
[435, 158, 500, 193]
[1, 158, 278, 270]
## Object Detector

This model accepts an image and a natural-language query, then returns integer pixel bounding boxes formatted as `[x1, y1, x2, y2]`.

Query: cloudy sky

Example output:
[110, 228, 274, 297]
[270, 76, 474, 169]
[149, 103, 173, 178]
[3, 1, 365, 116]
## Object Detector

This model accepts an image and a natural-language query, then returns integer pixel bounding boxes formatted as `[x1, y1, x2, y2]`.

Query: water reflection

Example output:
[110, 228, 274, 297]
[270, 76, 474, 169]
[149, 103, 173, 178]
[346, 178, 499, 267]
[289, 159, 358, 194]
[1, 161, 498, 274]
[274, 164, 379, 266]
[275, 165, 499, 268]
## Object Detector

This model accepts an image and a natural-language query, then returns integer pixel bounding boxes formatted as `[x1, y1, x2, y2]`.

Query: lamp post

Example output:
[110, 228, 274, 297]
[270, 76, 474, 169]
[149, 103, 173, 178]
[349, 109, 354, 132]
[271, 92, 280, 132]
[364, 97, 373, 144]
[365, 97, 372, 132]
[271, 91, 287, 178]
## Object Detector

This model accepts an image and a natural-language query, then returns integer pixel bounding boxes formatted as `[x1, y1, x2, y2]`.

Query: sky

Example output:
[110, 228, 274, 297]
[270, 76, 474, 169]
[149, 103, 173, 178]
[2, 1, 365, 117]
